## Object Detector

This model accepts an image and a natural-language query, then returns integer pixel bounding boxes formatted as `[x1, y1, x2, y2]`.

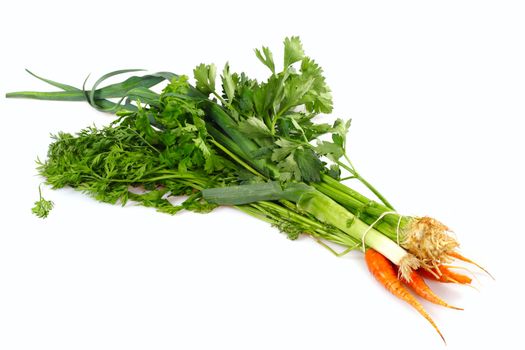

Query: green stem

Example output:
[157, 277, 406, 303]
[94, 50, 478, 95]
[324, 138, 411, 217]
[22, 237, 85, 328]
[202, 181, 410, 266]
[209, 139, 262, 177]
[355, 174, 395, 211]
[212, 92, 229, 107]
[244, 201, 358, 248]
[321, 174, 374, 206]
[311, 182, 395, 237]
[332, 163, 395, 210]
[318, 175, 411, 239]
[269, 105, 289, 135]
[295, 190, 408, 265]
[204, 103, 279, 178]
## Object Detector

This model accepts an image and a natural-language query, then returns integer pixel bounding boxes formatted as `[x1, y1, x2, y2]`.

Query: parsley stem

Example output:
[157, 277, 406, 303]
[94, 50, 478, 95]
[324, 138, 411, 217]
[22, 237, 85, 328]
[212, 92, 228, 107]
[336, 161, 395, 210]
[269, 105, 290, 135]
[237, 201, 358, 248]
[209, 139, 263, 177]
[354, 174, 395, 211]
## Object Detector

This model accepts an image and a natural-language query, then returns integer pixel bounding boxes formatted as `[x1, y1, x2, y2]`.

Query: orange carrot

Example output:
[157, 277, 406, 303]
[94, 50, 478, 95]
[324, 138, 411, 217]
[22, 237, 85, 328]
[449, 251, 494, 280]
[400, 269, 463, 310]
[419, 267, 447, 282]
[419, 265, 472, 284]
[365, 249, 445, 343]
[442, 266, 473, 284]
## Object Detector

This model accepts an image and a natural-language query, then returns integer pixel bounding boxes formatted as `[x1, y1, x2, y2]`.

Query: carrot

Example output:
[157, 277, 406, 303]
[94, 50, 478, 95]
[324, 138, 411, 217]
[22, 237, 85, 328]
[449, 251, 494, 280]
[400, 269, 463, 310]
[365, 249, 445, 343]
[419, 265, 472, 284]
[441, 266, 473, 284]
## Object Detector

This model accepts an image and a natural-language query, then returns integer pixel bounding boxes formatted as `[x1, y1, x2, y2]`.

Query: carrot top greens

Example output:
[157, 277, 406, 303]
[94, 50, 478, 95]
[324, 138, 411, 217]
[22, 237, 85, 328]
[31, 186, 54, 219]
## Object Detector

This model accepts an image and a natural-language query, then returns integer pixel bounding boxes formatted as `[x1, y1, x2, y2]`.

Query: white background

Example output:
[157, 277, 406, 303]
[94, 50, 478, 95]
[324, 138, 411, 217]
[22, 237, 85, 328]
[1, 1, 524, 349]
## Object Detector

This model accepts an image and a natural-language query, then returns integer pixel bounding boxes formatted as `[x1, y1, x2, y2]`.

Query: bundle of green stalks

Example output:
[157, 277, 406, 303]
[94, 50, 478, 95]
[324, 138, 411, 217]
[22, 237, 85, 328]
[7, 37, 490, 342]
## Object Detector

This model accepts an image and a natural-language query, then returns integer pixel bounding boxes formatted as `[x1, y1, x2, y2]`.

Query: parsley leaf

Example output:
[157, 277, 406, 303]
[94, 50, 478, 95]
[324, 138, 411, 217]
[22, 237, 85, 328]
[193, 63, 216, 95]
[294, 148, 324, 182]
[300, 58, 333, 113]
[221, 63, 236, 105]
[238, 117, 273, 138]
[255, 46, 275, 74]
[283, 36, 305, 68]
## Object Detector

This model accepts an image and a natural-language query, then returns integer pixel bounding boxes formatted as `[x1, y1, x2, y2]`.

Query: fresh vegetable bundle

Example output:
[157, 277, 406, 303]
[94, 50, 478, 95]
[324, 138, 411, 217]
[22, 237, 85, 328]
[7, 37, 489, 342]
